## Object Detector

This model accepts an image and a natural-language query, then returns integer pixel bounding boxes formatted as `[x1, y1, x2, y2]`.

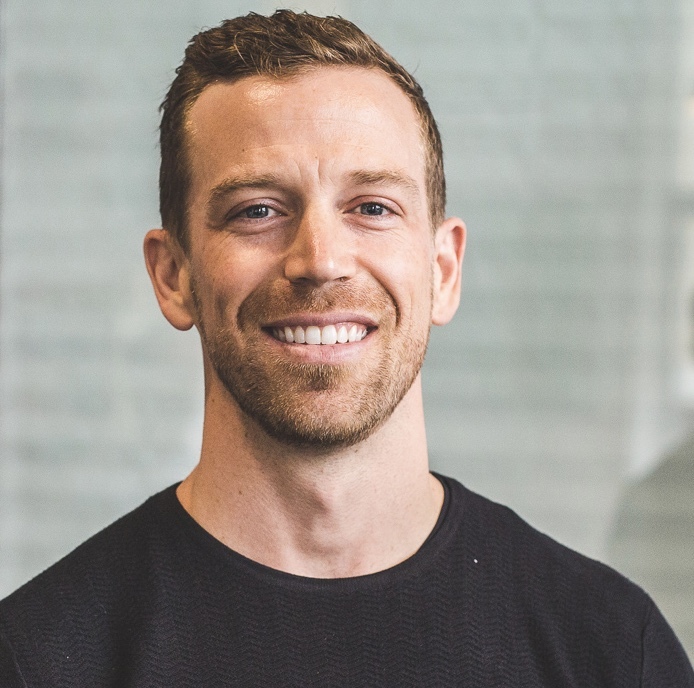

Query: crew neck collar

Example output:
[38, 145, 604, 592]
[158, 472, 465, 593]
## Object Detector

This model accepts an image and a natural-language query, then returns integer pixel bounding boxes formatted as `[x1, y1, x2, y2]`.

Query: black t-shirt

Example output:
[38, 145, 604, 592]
[1, 474, 692, 687]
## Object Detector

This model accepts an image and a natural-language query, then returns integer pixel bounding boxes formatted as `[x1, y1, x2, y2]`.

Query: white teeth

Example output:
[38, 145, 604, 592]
[305, 326, 321, 345]
[321, 325, 337, 345]
[273, 323, 368, 345]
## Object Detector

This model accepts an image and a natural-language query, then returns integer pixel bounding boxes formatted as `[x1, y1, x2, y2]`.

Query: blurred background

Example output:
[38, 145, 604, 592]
[1, 0, 692, 660]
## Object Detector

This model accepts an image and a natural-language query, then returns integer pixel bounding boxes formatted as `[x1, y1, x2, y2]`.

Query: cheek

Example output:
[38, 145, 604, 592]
[365, 239, 434, 325]
[191, 251, 263, 326]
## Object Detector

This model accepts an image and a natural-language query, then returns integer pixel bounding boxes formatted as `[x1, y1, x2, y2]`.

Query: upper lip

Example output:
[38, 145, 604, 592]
[262, 312, 378, 329]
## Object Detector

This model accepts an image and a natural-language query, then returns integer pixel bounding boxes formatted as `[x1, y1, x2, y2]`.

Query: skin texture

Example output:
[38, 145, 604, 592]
[144, 66, 466, 578]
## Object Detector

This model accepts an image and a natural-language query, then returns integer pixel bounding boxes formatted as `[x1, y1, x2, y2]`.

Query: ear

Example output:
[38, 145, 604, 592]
[143, 229, 196, 331]
[431, 217, 466, 326]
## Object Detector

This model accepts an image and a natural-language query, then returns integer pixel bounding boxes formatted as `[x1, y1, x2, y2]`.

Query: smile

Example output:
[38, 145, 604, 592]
[270, 323, 369, 345]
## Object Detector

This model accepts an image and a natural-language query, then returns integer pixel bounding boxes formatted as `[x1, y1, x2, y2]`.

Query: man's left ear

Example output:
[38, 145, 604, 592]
[431, 217, 466, 326]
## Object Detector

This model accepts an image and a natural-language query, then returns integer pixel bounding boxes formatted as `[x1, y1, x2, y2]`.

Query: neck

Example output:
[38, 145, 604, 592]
[177, 376, 443, 578]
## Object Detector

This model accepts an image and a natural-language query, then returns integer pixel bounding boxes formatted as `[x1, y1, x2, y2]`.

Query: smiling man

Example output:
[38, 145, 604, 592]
[1, 10, 692, 687]
[148, 57, 456, 578]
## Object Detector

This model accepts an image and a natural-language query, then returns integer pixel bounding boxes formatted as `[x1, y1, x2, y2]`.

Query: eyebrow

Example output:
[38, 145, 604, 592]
[346, 169, 421, 197]
[207, 174, 284, 210]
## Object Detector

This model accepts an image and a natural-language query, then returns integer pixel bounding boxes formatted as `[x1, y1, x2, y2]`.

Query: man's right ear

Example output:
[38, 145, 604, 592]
[143, 229, 196, 331]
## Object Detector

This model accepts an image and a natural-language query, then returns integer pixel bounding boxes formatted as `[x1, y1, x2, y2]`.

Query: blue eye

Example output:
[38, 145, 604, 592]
[243, 205, 271, 218]
[360, 202, 387, 216]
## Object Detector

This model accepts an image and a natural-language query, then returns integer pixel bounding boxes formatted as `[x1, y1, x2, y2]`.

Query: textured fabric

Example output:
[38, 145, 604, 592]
[1, 474, 692, 687]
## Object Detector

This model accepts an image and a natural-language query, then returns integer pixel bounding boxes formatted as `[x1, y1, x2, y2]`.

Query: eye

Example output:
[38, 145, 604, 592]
[242, 204, 273, 219]
[358, 202, 390, 216]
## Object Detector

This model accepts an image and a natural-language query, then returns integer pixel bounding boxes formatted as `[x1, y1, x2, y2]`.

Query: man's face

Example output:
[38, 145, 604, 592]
[181, 66, 446, 448]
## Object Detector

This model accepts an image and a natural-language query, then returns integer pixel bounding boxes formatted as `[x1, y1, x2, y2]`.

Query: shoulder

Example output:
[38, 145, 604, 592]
[440, 478, 649, 638]
[443, 474, 651, 612]
[0, 485, 179, 645]
[444, 475, 641, 577]
[439, 475, 694, 684]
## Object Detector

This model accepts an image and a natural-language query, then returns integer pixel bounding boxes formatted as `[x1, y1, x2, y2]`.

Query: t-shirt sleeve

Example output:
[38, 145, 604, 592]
[0, 632, 28, 688]
[640, 601, 694, 687]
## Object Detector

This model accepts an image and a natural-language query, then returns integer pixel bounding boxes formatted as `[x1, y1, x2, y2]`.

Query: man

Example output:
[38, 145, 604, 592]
[0, 10, 692, 687]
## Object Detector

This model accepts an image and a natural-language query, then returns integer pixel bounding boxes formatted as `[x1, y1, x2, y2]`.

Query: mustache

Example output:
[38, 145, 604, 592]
[236, 280, 397, 328]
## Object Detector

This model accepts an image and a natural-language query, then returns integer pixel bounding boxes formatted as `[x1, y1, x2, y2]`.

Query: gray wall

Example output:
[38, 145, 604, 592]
[1, 0, 692, 658]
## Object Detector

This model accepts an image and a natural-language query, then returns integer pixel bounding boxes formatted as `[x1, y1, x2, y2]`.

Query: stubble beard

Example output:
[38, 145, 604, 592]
[192, 278, 431, 450]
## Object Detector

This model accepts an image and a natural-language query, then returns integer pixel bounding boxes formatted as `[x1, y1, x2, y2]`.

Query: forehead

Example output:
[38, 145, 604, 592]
[184, 66, 427, 193]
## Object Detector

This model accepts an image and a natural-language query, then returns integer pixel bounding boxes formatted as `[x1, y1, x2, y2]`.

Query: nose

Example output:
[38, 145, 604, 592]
[283, 205, 356, 285]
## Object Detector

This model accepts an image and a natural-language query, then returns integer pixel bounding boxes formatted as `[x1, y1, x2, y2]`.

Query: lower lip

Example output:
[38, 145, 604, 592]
[263, 329, 374, 363]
